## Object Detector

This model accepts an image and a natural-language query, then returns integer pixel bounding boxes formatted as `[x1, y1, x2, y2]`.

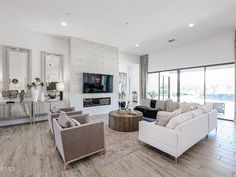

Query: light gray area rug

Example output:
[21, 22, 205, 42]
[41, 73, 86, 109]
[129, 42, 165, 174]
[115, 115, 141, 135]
[90, 125, 141, 167]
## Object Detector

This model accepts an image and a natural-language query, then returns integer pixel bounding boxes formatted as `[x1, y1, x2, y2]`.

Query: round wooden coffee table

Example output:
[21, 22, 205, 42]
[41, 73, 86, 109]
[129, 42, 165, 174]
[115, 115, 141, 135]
[108, 110, 143, 132]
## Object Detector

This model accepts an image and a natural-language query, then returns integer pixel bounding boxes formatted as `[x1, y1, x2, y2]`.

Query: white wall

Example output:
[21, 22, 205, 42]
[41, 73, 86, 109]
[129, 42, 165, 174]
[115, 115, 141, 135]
[119, 52, 140, 103]
[149, 31, 235, 72]
[69, 37, 119, 115]
[0, 27, 69, 98]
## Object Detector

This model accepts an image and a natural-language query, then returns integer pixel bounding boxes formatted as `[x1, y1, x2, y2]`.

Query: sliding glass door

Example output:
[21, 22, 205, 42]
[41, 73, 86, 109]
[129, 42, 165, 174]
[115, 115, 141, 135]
[205, 64, 235, 120]
[147, 63, 235, 121]
[147, 73, 159, 100]
[159, 71, 178, 101]
[180, 68, 204, 104]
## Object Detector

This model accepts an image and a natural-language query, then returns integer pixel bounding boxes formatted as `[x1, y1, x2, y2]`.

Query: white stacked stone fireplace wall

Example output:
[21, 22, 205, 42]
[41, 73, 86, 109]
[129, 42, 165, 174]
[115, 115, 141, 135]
[69, 37, 119, 115]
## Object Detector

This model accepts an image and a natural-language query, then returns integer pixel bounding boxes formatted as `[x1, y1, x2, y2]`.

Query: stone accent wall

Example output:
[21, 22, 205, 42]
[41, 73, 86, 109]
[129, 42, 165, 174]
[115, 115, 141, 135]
[140, 55, 148, 100]
[69, 38, 119, 115]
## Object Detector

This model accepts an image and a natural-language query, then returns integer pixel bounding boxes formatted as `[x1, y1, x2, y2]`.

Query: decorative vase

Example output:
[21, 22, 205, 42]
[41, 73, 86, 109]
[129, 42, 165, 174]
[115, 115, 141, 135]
[41, 91, 45, 101]
[32, 88, 39, 102]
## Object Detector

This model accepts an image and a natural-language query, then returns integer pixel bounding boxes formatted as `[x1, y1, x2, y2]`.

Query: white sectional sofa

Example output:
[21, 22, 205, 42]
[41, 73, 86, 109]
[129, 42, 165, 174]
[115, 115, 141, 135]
[139, 103, 217, 161]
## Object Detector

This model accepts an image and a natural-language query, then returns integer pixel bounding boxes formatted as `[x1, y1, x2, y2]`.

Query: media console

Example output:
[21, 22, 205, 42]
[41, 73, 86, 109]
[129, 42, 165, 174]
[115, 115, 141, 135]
[83, 97, 111, 107]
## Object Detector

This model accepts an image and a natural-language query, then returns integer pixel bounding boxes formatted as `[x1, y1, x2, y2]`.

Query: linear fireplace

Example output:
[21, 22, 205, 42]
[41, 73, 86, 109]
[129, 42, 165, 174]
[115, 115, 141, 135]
[83, 97, 111, 107]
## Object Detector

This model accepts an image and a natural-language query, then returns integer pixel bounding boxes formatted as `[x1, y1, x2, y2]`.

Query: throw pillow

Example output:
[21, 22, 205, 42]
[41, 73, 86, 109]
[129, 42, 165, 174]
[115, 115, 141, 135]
[201, 104, 213, 113]
[191, 109, 203, 117]
[150, 100, 157, 108]
[58, 112, 75, 128]
[141, 99, 151, 107]
[70, 118, 81, 126]
[166, 100, 179, 112]
[166, 111, 194, 129]
[179, 102, 197, 113]
[156, 108, 182, 126]
[50, 106, 60, 113]
[156, 100, 169, 111]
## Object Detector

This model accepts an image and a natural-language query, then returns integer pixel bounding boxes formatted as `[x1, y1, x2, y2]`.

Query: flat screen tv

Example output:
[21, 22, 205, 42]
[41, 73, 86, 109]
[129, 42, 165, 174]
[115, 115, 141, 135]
[83, 73, 113, 93]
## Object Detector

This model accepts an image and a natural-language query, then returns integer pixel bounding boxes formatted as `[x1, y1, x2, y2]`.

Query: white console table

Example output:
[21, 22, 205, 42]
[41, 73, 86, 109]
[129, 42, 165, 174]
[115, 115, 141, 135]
[0, 102, 32, 126]
[0, 100, 69, 126]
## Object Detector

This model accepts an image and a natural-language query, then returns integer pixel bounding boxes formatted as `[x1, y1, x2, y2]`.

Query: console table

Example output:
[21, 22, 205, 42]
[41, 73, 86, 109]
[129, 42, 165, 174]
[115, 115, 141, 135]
[0, 100, 69, 126]
[108, 110, 143, 132]
[0, 102, 32, 126]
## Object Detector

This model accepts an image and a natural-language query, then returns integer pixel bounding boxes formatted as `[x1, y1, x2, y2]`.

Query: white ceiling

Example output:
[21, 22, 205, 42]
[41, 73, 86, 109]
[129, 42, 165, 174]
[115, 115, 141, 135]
[0, 0, 236, 55]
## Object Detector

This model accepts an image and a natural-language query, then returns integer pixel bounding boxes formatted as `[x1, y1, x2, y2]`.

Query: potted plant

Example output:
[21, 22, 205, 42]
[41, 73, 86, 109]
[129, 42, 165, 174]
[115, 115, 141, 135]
[118, 91, 126, 110]
[27, 78, 44, 102]
[148, 91, 157, 100]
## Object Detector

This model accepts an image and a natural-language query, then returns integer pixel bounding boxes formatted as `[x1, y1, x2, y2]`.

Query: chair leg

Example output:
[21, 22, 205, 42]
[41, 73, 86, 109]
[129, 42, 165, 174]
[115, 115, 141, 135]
[64, 162, 69, 170]
[206, 135, 208, 140]
[175, 157, 178, 163]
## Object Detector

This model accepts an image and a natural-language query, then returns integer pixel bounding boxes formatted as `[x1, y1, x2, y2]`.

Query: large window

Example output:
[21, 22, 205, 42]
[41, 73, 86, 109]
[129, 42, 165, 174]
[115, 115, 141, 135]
[205, 65, 235, 120]
[147, 73, 159, 99]
[147, 62, 235, 121]
[160, 71, 177, 101]
[180, 68, 204, 104]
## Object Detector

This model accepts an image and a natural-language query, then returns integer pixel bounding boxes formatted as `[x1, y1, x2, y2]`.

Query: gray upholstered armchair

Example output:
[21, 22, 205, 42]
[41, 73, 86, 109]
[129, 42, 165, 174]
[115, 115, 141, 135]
[53, 117, 105, 169]
[48, 107, 83, 134]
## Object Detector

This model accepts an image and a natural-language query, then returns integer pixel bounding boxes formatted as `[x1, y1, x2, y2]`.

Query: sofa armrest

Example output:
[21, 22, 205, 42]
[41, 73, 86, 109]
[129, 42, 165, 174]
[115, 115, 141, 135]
[139, 121, 179, 149]
[208, 109, 217, 132]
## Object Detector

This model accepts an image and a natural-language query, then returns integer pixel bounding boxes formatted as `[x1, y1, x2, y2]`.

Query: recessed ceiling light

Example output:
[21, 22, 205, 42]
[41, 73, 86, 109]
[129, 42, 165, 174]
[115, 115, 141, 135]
[125, 22, 130, 25]
[168, 39, 176, 43]
[188, 23, 194, 28]
[135, 44, 140, 47]
[61, 22, 67, 26]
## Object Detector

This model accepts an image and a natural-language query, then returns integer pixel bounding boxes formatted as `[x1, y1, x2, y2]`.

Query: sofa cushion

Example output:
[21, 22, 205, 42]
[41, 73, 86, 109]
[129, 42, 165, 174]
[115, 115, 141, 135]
[58, 112, 76, 128]
[141, 99, 151, 108]
[191, 109, 203, 117]
[166, 100, 179, 112]
[166, 111, 194, 129]
[155, 100, 169, 111]
[156, 109, 182, 126]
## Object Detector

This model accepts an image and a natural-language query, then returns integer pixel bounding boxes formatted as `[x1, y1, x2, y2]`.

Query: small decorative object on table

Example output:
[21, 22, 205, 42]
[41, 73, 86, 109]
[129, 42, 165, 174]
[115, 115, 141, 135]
[19, 90, 25, 103]
[27, 78, 44, 102]
[48, 93, 57, 100]
[56, 82, 64, 100]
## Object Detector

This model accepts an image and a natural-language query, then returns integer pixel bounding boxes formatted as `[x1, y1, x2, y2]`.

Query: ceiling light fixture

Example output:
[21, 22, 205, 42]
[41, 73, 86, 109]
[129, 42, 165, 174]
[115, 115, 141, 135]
[61, 22, 67, 26]
[135, 44, 140, 47]
[188, 23, 194, 28]
[168, 39, 176, 43]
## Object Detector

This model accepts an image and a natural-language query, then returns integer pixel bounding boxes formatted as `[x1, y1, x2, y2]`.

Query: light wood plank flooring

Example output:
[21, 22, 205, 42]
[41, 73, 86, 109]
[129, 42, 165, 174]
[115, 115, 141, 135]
[0, 116, 236, 177]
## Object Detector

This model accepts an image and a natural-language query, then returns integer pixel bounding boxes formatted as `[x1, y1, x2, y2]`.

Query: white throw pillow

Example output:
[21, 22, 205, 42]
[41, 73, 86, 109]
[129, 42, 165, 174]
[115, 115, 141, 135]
[201, 104, 213, 113]
[156, 108, 182, 126]
[166, 112, 194, 129]
[70, 118, 81, 126]
[179, 102, 197, 113]
[166, 100, 179, 112]
[58, 112, 75, 128]
[141, 99, 151, 107]
[51, 106, 60, 113]
[191, 109, 203, 117]
[156, 100, 170, 111]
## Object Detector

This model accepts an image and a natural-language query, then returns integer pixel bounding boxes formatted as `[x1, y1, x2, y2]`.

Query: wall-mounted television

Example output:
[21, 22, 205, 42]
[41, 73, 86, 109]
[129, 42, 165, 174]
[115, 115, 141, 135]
[83, 73, 113, 93]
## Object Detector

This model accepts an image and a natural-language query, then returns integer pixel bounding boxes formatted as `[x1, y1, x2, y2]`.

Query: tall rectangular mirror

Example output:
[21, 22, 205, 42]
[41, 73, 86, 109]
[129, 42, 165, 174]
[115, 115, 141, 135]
[41, 52, 63, 90]
[3, 46, 32, 93]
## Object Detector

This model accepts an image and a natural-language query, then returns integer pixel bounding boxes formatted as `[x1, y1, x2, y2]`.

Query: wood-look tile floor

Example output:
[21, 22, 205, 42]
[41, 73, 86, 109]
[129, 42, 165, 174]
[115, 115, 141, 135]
[0, 117, 236, 177]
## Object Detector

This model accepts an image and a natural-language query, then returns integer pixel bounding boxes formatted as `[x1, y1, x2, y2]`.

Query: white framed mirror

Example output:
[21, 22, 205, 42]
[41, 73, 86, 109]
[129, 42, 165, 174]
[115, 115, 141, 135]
[3, 46, 32, 93]
[41, 51, 63, 90]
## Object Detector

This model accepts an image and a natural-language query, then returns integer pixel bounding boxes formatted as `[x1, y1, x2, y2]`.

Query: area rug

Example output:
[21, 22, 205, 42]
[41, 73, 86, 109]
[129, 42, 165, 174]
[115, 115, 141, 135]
[90, 125, 141, 167]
